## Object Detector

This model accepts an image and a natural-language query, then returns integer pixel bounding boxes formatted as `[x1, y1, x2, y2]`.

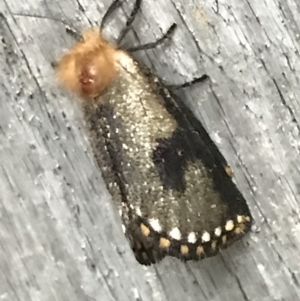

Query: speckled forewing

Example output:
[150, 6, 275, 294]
[83, 51, 252, 265]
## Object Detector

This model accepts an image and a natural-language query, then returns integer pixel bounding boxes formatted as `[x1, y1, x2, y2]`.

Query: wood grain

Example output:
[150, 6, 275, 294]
[1, 0, 300, 300]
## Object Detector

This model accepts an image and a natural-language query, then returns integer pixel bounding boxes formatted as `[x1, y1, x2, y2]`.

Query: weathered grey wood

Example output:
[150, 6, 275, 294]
[1, 0, 300, 300]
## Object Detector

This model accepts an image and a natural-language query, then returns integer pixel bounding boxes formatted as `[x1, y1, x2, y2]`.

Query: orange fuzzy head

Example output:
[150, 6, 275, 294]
[55, 28, 118, 99]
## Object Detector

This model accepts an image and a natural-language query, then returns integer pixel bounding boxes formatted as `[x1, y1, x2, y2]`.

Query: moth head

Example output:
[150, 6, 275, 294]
[55, 28, 118, 99]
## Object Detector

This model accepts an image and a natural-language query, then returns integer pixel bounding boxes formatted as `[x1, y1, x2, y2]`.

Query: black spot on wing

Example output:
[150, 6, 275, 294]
[152, 128, 201, 192]
[153, 132, 185, 192]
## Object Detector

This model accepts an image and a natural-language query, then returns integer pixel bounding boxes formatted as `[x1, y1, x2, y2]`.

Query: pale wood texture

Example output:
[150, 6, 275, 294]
[1, 0, 300, 300]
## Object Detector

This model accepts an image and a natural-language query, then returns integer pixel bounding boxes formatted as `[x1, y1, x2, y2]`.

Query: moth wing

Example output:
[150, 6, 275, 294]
[84, 56, 252, 265]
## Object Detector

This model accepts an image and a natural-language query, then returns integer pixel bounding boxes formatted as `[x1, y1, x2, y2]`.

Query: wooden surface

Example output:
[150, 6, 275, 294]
[1, 0, 300, 300]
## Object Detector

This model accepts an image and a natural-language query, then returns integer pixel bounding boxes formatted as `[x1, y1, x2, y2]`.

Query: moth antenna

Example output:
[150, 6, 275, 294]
[12, 12, 83, 41]
[117, 0, 142, 46]
[11, 12, 72, 28]
[126, 23, 177, 52]
[100, 0, 123, 30]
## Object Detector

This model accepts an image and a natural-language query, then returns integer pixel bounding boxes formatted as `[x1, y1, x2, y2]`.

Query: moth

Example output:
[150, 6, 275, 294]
[54, 0, 253, 265]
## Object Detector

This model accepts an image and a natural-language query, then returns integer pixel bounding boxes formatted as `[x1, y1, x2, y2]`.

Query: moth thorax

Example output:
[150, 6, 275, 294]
[79, 63, 101, 97]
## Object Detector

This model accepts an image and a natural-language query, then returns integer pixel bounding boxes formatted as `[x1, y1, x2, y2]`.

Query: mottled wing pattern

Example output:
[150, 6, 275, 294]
[83, 53, 252, 265]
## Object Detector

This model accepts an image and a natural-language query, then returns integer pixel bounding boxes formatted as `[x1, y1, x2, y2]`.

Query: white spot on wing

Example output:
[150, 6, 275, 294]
[122, 224, 126, 233]
[149, 218, 162, 232]
[214, 227, 222, 237]
[169, 227, 182, 240]
[201, 231, 211, 242]
[225, 220, 234, 231]
[187, 232, 197, 243]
